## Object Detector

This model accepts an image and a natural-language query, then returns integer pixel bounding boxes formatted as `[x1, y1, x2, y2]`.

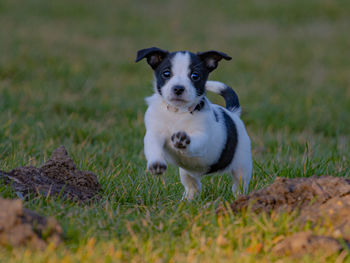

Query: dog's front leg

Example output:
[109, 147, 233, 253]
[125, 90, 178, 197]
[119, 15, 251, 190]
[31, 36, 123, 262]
[171, 131, 208, 157]
[144, 131, 167, 175]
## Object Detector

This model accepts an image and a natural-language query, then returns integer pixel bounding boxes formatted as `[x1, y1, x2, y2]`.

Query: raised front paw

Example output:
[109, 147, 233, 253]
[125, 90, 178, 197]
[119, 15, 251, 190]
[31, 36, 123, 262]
[148, 161, 167, 175]
[171, 131, 191, 150]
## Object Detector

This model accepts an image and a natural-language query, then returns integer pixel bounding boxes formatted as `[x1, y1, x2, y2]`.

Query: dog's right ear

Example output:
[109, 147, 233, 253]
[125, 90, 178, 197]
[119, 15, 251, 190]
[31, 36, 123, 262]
[135, 47, 169, 70]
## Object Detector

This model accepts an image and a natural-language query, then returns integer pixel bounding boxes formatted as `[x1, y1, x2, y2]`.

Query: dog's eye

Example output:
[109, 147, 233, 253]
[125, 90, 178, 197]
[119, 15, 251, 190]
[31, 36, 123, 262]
[191, 72, 200, 81]
[162, 70, 171, 79]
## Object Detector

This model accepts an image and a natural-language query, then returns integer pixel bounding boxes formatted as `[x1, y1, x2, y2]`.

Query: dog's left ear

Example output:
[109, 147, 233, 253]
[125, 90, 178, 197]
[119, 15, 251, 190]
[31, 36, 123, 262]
[136, 47, 169, 70]
[197, 50, 232, 72]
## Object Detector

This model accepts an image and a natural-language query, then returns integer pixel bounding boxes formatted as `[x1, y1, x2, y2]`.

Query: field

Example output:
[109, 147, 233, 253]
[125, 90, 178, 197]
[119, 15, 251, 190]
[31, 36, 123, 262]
[1, 0, 350, 262]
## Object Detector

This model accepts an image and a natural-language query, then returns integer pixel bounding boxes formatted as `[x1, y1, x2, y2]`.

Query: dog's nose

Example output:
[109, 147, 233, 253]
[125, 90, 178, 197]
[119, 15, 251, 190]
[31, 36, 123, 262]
[173, 85, 185, 96]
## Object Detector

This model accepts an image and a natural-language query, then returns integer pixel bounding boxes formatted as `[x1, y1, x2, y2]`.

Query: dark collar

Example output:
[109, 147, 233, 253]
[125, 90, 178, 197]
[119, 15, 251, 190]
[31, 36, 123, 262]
[189, 98, 206, 114]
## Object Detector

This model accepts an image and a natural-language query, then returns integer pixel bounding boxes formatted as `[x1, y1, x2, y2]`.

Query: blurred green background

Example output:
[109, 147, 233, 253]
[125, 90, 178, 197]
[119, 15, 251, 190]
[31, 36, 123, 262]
[0, 0, 349, 261]
[1, 0, 349, 180]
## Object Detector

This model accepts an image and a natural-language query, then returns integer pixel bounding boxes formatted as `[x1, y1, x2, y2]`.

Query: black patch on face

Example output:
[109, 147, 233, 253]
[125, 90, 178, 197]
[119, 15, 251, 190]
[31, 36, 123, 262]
[188, 53, 209, 97]
[153, 53, 176, 95]
[207, 109, 237, 174]
[153, 51, 210, 97]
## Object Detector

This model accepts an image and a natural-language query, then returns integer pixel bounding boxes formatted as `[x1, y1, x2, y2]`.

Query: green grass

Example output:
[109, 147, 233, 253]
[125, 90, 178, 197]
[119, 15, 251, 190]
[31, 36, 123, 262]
[0, 0, 350, 262]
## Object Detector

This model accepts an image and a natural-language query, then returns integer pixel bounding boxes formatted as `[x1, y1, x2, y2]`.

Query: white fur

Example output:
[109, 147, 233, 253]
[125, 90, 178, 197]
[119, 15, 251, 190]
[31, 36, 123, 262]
[144, 53, 252, 200]
[156, 52, 203, 110]
[205, 80, 227, 94]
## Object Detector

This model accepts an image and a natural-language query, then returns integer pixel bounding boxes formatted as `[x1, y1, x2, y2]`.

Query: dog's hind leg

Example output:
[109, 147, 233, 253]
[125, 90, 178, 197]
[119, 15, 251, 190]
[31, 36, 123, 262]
[231, 165, 251, 197]
[179, 168, 201, 200]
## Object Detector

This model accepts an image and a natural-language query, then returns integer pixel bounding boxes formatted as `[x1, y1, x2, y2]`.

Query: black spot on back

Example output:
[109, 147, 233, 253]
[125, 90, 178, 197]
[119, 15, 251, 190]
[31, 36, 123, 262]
[207, 109, 237, 174]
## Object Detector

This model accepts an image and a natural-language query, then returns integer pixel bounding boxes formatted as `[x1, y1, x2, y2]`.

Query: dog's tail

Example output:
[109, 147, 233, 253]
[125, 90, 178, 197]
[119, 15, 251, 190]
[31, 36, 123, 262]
[205, 81, 241, 115]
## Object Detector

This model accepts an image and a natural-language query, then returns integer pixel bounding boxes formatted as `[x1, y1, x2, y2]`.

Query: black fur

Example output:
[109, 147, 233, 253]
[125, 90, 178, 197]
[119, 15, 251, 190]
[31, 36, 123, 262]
[136, 48, 232, 100]
[220, 86, 240, 112]
[207, 109, 237, 174]
[188, 52, 209, 97]
[153, 53, 175, 95]
[136, 47, 169, 70]
[191, 98, 206, 114]
[197, 51, 232, 72]
[153, 51, 210, 97]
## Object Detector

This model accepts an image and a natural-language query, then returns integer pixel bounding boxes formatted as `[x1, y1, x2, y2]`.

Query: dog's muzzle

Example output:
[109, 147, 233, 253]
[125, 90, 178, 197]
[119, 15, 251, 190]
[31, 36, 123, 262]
[172, 85, 185, 96]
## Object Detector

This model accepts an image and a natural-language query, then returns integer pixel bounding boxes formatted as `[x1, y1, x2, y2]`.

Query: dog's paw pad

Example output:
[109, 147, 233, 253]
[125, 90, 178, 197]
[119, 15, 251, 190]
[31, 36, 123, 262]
[148, 161, 167, 175]
[171, 131, 191, 149]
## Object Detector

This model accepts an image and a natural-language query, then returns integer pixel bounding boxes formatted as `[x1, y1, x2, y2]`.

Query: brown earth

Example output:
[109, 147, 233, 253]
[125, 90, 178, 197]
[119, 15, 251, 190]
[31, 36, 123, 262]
[0, 146, 101, 202]
[228, 176, 350, 256]
[297, 194, 350, 240]
[271, 231, 344, 257]
[230, 176, 350, 214]
[272, 194, 350, 256]
[0, 198, 62, 249]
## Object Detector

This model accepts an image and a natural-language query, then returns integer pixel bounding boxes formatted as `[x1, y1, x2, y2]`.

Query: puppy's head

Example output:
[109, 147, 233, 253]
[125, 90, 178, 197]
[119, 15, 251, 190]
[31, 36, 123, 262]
[136, 47, 231, 109]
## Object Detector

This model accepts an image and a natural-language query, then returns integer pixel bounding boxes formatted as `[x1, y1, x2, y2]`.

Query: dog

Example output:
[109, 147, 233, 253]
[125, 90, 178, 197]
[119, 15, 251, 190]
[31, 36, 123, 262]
[136, 47, 252, 200]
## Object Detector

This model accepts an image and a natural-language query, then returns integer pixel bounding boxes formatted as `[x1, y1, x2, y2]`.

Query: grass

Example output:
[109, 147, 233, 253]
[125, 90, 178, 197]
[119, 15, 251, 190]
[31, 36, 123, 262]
[0, 0, 349, 262]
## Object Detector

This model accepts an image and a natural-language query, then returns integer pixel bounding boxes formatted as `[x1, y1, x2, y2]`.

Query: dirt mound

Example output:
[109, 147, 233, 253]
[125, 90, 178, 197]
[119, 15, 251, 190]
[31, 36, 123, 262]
[230, 176, 350, 213]
[272, 231, 344, 257]
[0, 146, 101, 202]
[297, 194, 350, 240]
[0, 198, 62, 249]
[272, 194, 350, 256]
[228, 176, 350, 256]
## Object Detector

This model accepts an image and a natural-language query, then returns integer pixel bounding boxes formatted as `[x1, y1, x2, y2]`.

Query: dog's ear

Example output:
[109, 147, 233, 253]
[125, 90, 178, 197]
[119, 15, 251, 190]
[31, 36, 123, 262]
[135, 47, 169, 70]
[197, 50, 232, 72]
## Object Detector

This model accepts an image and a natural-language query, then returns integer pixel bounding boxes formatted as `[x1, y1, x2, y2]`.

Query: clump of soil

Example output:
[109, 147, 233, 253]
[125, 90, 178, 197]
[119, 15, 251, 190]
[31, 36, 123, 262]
[230, 176, 350, 214]
[272, 195, 350, 256]
[227, 176, 350, 257]
[297, 194, 350, 240]
[0, 146, 101, 202]
[272, 231, 344, 257]
[0, 198, 62, 249]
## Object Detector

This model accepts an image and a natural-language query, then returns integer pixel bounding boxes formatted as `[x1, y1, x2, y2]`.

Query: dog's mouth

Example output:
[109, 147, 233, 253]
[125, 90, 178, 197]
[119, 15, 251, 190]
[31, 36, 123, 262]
[169, 98, 191, 108]
[170, 98, 188, 103]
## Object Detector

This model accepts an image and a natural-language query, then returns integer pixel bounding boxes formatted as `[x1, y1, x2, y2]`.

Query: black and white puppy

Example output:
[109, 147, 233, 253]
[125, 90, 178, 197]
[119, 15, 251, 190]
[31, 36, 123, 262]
[136, 47, 252, 200]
